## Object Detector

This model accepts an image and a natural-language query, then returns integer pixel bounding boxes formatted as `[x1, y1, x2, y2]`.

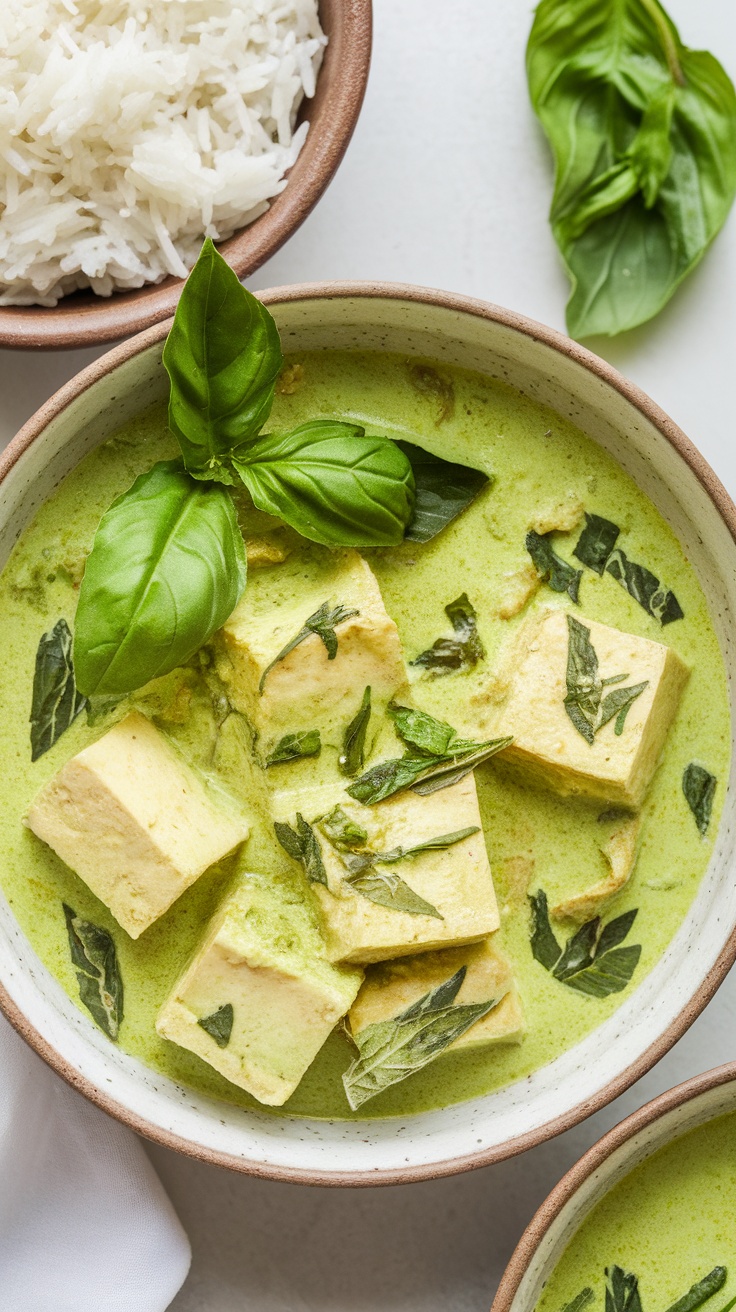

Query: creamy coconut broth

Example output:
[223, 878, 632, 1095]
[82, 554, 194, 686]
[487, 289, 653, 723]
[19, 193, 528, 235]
[0, 350, 728, 1119]
[536, 1110, 736, 1312]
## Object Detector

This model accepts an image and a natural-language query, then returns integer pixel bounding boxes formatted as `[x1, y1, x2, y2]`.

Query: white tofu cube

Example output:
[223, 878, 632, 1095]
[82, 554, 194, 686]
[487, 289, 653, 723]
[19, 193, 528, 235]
[26, 712, 249, 938]
[157, 873, 363, 1106]
[494, 608, 689, 807]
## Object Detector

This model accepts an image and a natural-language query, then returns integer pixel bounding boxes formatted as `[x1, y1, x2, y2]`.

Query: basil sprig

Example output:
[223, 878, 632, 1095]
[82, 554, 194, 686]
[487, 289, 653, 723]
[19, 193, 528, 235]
[529, 890, 642, 997]
[527, 0, 736, 337]
[259, 600, 359, 693]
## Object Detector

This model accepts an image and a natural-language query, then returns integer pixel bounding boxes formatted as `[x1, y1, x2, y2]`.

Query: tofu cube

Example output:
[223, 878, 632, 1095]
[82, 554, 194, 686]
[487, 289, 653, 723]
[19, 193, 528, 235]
[494, 608, 689, 807]
[299, 773, 499, 965]
[215, 548, 406, 745]
[349, 939, 524, 1053]
[26, 712, 249, 939]
[157, 873, 363, 1106]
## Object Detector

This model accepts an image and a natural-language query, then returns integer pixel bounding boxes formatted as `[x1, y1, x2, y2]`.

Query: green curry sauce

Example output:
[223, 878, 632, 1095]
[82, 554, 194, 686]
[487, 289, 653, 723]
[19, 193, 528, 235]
[536, 1110, 736, 1312]
[0, 351, 728, 1118]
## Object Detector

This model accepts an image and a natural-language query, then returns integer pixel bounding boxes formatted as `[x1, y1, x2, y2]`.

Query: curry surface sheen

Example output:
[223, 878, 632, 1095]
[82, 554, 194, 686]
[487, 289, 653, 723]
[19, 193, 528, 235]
[0, 351, 728, 1119]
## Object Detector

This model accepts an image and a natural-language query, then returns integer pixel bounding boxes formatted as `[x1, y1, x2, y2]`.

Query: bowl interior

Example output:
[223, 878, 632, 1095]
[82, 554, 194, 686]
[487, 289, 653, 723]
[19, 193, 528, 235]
[1, 288, 735, 1184]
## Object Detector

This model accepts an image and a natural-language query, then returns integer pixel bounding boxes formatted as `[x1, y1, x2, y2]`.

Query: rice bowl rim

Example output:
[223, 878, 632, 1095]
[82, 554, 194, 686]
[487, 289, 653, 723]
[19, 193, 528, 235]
[0, 0, 372, 352]
[0, 280, 735, 1185]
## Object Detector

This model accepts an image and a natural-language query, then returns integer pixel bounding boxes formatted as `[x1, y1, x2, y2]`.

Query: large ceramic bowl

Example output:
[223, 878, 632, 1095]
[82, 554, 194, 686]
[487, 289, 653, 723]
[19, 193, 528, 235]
[492, 1062, 736, 1312]
[1, 285, 735, 1185]
[0, 0, 371, 351]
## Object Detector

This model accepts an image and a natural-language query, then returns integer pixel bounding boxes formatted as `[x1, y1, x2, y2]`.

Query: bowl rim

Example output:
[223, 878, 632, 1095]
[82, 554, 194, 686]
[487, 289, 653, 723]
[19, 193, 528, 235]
[490, 1060, 736, 1312]
[1, 280, 736, 1186]
[0, 0, 372, 352]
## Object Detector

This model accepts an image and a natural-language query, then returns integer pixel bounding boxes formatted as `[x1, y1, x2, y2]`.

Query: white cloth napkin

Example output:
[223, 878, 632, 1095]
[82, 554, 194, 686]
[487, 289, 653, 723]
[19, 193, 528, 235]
[0, 1011, 191, 1311]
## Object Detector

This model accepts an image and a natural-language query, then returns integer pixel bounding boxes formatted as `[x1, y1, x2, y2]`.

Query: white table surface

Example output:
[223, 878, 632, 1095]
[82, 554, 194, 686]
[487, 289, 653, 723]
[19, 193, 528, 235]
[2, 2, 736, 1307]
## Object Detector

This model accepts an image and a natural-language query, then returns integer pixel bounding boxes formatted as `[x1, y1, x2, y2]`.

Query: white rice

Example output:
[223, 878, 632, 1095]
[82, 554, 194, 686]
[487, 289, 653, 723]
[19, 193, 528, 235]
[0, 0, 326, 305]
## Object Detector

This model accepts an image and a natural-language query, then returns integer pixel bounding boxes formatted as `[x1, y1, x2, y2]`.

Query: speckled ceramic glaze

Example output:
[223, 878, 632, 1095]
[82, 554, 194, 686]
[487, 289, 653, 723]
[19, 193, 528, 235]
[492, 1063, 736, 1312]
[1, 285, 735, 1185]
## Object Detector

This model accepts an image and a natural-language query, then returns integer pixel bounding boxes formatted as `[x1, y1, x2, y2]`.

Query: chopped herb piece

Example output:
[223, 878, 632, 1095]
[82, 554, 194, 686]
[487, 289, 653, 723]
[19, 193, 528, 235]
[266, 729, 321, 766]
[573, 513, 620, 575]
[63, 903, 123, 1040]
[606, 548, 684, 626]
[606, 1266, 642, 1312]
[529, 892, 641, 997]
[259, 600, 359, 692]
[411, 592, 486, 675]
[683, 764, 717, 836]
[529, 890, 563, 971]
[390, 703, 457, 756]
[342, 864, 443, 919]
[342, 967, 502, 1109]
[560, 1291, 595, 1312]
[347, 737, 511, 806]
[564, 615, 648, 745]
[665, 1270, 728, 1312]
[198, 1003, 234, 1049]
[398, 441, 490, 543]
[30, 618, 88, 762]
[319, 806, 368, 850]
[339, 686, 372, 776]
[526, 530, 582, 603]
[378, 826, 480, 860]
[274, 814, 327, 886]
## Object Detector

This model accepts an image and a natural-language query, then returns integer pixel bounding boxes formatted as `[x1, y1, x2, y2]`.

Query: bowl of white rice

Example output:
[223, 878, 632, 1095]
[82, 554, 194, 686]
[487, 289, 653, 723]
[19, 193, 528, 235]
[0, 0, 371, 349]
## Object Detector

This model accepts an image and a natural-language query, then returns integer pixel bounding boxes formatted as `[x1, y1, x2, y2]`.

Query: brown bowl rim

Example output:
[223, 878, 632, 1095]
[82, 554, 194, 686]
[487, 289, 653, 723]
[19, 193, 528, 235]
[1, 280, 735, 1186]
[0, 0, 372, 351]
[490, 1060, 736, 1312]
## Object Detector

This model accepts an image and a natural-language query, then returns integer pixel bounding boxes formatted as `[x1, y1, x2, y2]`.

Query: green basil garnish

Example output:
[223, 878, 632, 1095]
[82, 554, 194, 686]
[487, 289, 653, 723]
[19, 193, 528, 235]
[529, 891, 641, 997]
[411, 593, 486, 674]
[347, 729, 511, 806]
[266, 730, 321, 766]
[259, 600, 359, 693]
[274, 814, 328, 886]
[341, 859, 443, 920]
[340, 686, 372, 777]
[683, 763, 716, 836]
[527, 0, 736, 337]
[343, 966, 501, 1109]
[162, 237, 282, 484]
[318, 806, 369, 850]
[397, 440, 489, 543]
[30, 618, 88, 761]
[198, 1003, 234, 1049]
[572, 514, 683, 623]
[559, 1291, 594, 1312]
[606, 1267, 643, 1312]
[564, 614, 648, 744]
[73, 461, 246, 697]
[563, 1265, 730, 1312]
[526, 530, 582, 603]
[665, 1270, 729, 1312]
[389, 703, 457, 756]
[573, 513, 621, 574]
[63, 903, 123, 1040]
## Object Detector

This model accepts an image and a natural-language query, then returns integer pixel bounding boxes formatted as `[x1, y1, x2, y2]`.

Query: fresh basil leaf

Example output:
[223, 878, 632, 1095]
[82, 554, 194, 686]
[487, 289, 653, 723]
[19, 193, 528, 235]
[564, 615, 647, 744]
[63, 904, 123, 1040]
[266, 730, 321, 766]
[233, 420, 415, 547]
[527, 0, 736, 337]
[606, 1267, 643, 1312]
[319, 806, 369, 850]
[30, 618, 88, 761]
[343, 967, 501, 1109]
[343, 865, 443, 919]
[573, 513, 621, 574]
[162, 238, 282, 482]
[397, 440, 489, 543]
[552, 917, 600, 980]
[664, 1268, 728, 1312]
[411, 592, 486, 674]
[529, 890, 563, 971]
[606, 548, 683, 625]
[389, 704, 457, 756]
[258, 600, 359, 693]
[526, 530, 582, 603]
[406, 363, 455, 424]
[198, 1003, 234, 1049]
[340, 686, 372, 777]
[347, 737, 511, 806]
[73, 461, 246, 698]
[560, 1292, 595, 1312]
[274, 814, 327, 886]
[683, 763, 717, 836]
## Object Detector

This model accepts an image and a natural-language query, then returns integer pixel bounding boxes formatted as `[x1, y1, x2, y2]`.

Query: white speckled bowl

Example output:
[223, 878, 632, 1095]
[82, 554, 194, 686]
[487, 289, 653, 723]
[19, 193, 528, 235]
[492, 1063, 736, 1312]
[1, 285, 735, 1185]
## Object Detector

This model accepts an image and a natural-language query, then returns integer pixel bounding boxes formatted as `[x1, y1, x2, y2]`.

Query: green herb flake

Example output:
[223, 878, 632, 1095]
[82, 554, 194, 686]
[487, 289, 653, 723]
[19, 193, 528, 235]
[411, 593, 486, 675]
[259, 600, 359, 693]
[347, 734, 511, 807]
[342, 967, 502, 1109]
[606, 1266, 643, 1312]
[198, 1003, 234, 1049]
[683, 763, 717, 836]
[30, 618, 88, 761]
[274, 814, 328, 886]
[606, 548, 683, 626]
[342, 862, 443, 920]
[529, 892, 641, 997]
[526, 530, 582, 603]
[340, 686, 372, 776]
[266, 729, 321, 767]
[664, 1269, 728, 1312]
[564, 614, 648, 745]
[573, 513, 620, 575]
[560, 1290, 595, 1312]
[319, 806, 369, 851]
[63, 903, 123, 1040]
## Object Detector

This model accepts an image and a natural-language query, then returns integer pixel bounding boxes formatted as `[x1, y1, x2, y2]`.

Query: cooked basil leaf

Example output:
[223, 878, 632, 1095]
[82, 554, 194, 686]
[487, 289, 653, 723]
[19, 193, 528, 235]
[234, 420, 415, 548]
[73, 461, 246, 698]
[266, 730, 321, 766]
[198, 1003, 234, 1049]
[606, 548, 683, 625]
[30, 618, 88, 761]
[347, 737, 511, 806]
[343, 864, 443, 919]
[527, 0, 736, 337]
[560, 1290, 595, 1312]
[343, 967, 501, 1109]
[526, 530, 582, 603]
[573, 513, 620, 574]
[664, 1268, 728, 1312]
[553, 917, 599, 980]
[406, 363, 455, 424]
[529, 892, 640, 997]
[378, 826, 480, 860]
[274, 814, 327, 886]
[606, 1267, 643, 1312]
[340, 686, 372, 776]
[529, 890, 563, 971]
[162, 238, 282, 483]
[683, 763, 717, 836]
[397, 440, 489, 543]
[389, 703, 457, 756]
[319, 806, 368, 850]
[411, 592, 486, 674]
[564, 615, 648, 744]
[566, 945, 643, 996]
[63, 903, 123, 1040]
[259, 599, 359, 693]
